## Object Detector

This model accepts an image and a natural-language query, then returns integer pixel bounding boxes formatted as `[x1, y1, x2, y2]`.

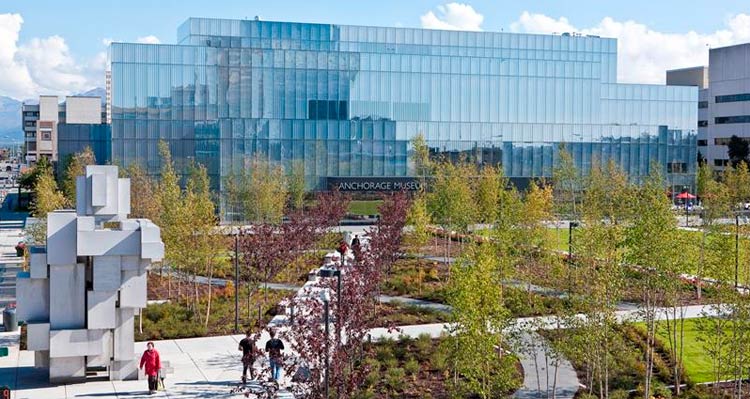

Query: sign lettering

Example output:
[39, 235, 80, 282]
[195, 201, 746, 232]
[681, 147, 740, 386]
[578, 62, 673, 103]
[327, 177, 424, 192]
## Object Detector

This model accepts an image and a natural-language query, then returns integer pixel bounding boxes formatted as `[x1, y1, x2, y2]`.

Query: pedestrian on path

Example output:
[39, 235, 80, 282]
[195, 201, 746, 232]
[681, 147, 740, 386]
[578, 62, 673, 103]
[351, 235, 361, 256]
[265, 329, 285, 382]
[139, 341, 162, 394]
[239, 330, 256, 383]
[337, 240, 348, 265]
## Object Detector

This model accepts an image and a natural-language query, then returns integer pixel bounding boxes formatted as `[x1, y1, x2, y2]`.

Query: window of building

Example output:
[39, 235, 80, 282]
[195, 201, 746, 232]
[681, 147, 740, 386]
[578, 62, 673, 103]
[667, 162, 687, 173]
[308, 100, 348, 120]
[41, 131, 52, 141]
[698, 120, 708, 127]
[716, 115, 750, 124]
[698, 101, 708, 109]
[697, 140, 708, 146]
[716, 93, 750, 103]
[714, 159, 729, 167]
[715, 137, 733, 146]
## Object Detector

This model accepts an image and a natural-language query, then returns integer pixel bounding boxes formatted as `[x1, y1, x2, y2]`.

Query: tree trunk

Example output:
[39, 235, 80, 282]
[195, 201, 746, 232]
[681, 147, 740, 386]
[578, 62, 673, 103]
[698, 230, 705, 299]
[204, 265, 213, 328]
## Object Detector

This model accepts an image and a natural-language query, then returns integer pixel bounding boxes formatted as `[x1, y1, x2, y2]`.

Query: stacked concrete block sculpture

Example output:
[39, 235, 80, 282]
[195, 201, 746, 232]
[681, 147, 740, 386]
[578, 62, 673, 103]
[16, 165, 164, 383]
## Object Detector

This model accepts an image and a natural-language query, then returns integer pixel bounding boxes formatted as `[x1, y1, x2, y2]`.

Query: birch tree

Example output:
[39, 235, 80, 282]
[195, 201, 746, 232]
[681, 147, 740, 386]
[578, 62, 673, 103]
[625, 166, 681, 398]
[444, 242, 518, 398]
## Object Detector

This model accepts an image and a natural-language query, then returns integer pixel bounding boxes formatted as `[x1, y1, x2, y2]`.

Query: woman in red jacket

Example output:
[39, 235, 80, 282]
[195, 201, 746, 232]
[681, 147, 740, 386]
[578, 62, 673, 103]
[139, 342, 162, 394]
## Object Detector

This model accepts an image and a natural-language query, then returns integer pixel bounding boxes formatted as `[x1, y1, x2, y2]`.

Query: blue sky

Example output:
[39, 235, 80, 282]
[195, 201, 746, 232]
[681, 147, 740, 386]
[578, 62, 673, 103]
[8, 0, 750, 58]
[2, 1, 750, 99]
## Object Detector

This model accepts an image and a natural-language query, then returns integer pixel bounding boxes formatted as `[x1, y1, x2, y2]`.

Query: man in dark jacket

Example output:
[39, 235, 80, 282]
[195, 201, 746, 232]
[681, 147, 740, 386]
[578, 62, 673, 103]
[238, 330, 256, 383]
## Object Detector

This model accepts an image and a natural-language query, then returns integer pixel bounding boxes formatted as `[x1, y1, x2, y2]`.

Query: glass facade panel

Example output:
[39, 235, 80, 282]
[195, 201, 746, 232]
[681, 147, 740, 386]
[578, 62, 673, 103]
[112, 18, 697, 206]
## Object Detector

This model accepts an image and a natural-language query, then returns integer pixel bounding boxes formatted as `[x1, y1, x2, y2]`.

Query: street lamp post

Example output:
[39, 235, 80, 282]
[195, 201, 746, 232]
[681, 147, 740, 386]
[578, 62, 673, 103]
[319, 268, 342, 347]
[320, 289, 331, 399]
[234, 229, 240, 334]
[568, 221, 579, 291]
[736, 215, 740, 289]
[568, 221, 579, 262]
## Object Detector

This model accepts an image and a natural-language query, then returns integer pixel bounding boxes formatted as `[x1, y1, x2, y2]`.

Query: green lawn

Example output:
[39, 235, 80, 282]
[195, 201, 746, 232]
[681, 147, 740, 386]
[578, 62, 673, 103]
[348, 200, 383, 216]
[549, 226, 571, 252]
[642, 318, 721, 384]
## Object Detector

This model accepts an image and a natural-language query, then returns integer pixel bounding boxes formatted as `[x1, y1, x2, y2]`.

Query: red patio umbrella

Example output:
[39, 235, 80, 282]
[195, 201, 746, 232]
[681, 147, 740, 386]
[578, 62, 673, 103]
[675, 192, 696, 200]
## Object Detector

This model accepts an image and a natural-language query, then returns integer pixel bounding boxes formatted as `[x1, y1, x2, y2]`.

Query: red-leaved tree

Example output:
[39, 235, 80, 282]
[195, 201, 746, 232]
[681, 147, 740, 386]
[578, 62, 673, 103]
[283, 191, 411, 398]
[237, 190, 350, 314]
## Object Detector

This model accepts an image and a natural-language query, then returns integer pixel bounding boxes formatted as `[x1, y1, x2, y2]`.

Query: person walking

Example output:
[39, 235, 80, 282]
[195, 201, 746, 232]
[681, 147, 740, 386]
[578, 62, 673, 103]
[239, 330, 256, 383]
[336, 240, 349, 266]
[139, 342, 162, 394]
[351, 235, 361, 261]
[265, 329, 285, 382]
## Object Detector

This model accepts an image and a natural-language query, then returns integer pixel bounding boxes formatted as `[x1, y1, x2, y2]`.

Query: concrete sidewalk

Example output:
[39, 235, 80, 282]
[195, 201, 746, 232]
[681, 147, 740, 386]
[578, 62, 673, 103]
[0, 329, 299, 399]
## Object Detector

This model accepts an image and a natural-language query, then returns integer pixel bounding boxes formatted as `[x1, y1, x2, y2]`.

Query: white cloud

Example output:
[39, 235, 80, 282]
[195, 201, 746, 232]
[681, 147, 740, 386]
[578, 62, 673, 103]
[511, 11, 750, 84]
[136, 35, 161, 44]
[0, 13, 105, 100]
[421, 3, 484, 31]
[0, 14, 35, 100]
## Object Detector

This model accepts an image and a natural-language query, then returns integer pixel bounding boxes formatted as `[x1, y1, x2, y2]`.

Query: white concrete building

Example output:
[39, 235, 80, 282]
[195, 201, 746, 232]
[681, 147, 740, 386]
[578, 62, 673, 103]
[668, 43, 750, 170]
[15, 165, 164, 383]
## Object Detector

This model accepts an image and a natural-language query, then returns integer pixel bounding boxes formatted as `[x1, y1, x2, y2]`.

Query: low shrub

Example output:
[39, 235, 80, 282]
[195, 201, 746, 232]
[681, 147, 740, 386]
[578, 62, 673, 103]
[404, 358, 420, 379]
[430, 346, 448, 372]
[385, 368, 406, 393]
[414, 333, 433, 362]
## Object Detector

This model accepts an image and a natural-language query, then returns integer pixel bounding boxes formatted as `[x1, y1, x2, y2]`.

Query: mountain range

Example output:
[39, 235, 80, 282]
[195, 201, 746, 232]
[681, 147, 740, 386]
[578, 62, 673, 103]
[0, 88, 106, 145]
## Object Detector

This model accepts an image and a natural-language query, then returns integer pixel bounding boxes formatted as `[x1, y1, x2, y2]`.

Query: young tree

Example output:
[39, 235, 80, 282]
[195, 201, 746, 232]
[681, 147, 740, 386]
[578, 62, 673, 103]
[405, 192, 431, 255]
[287, 160, 306, 212]
[474, 165, 503, 224]
[32, 169, 67, 218]
[411, 132, 433, 180]
[368, 191, 411, 276]
[124, 163, 162, 222]
[237, 191, 350, 313]
[444, 242, 518, 398]
[284, 190, 410, 399]
[19, 156, 53, 209]
[625, 165, 682, 398]
[723, 161, 750, 207]
[226, 156, 288, 223]
[26, 166, 68, 245]
[156, 141, 189, 297]
[61, 146, 96, 206]
[553, 143, 580, 219]
[427, 161, 478, 260]
[182, 162, 227, 326]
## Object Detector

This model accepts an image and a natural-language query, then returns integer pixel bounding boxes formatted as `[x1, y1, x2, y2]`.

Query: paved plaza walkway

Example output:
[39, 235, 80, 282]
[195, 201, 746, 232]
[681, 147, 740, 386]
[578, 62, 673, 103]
[0, 219, 726, 399]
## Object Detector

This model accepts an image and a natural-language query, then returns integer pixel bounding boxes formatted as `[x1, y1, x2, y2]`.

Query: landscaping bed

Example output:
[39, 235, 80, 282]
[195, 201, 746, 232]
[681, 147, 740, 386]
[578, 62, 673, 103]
[544, 323, 688, 399]
[141, 273, 295, 340]
[355, 334, 522, 399]
[381, 257, 450, 303]
[371, 302, 450, 326]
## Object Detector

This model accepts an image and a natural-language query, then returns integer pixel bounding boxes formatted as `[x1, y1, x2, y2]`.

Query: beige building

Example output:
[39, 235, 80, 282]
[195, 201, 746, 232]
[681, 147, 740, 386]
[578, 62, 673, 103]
[22, 96, 105, 163]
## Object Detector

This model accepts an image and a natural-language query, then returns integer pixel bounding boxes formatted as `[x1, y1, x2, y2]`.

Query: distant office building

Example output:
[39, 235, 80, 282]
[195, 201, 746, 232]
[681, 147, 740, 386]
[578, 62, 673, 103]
[111, 18, 697, 216]
[22, 96, 110, 165]
[666, 66, 708, 89]
[668, 43, 750, 170]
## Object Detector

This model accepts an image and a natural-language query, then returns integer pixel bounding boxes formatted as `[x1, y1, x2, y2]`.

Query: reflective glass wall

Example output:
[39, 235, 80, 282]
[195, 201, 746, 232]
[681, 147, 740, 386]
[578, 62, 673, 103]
[111, 18, 697, 198]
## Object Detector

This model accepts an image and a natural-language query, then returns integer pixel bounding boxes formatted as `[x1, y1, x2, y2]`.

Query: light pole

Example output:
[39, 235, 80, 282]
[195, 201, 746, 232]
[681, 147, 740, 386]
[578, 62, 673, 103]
[234, 228, 240, 334]
[736, 215, 740, 289]
[568, 221, 579, 292]
[319, 268, 342, 324]
[320, 289, 331, 399]
[568, 221, 579, 262]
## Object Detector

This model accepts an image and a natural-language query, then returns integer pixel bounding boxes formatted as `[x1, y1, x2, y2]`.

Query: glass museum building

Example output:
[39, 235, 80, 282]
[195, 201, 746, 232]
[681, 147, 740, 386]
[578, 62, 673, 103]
[110, 18, 697, 206]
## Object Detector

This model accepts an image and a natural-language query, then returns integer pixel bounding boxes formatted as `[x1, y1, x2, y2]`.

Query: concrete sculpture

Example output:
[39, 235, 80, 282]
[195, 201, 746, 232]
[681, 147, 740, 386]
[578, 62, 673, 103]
[16, 165, 164, 383]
